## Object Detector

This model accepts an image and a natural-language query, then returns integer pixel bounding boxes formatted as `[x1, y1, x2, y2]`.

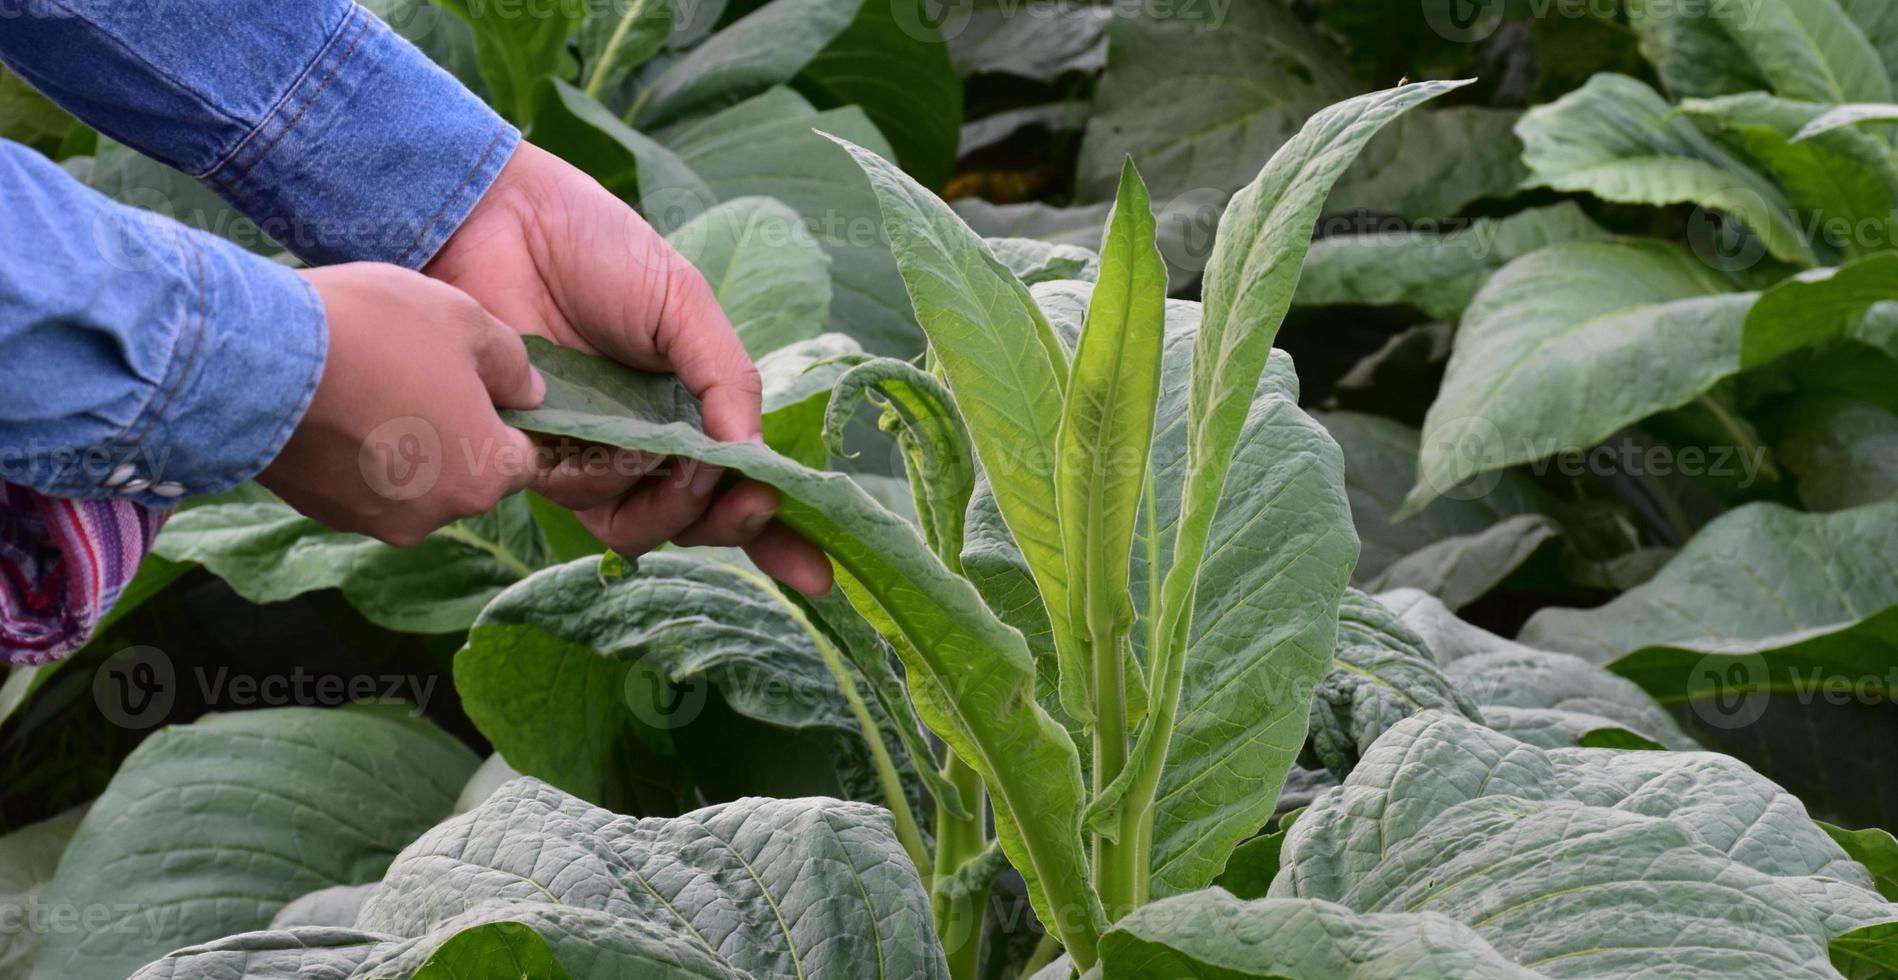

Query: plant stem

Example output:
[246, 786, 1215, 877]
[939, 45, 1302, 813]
[1019, 931, 1062, 978]
[1695, 392, 1781, 483]
[1089, 609, 1134, 919]
[934, 752, 989, 980]
[583, 0, 655, 100]
[430, 523, 537, 579]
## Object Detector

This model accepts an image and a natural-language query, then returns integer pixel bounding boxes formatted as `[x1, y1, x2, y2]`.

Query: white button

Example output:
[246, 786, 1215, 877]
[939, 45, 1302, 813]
[117, 478, 151, 495]
[104, 463, 138, 487]
[150, 482, 187, 498]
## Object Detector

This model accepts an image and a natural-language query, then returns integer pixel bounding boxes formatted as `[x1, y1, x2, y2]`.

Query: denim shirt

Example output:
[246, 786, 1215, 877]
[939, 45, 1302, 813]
[0, 0, 520, 506]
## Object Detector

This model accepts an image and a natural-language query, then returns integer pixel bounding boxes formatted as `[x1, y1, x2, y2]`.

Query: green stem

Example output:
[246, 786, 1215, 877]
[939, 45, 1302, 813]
[1089, 609, 1134, 919]
[583, 0, 655, 100]
[1019, 931, 1062, 978]
[430, 523, 536, 579]
[1695, 393, 1781, 483]
[935, 752, 989, 980]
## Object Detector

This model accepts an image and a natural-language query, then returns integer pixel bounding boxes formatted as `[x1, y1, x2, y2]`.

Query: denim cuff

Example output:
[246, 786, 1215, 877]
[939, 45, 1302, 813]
[37, 228, 327, 506]
[198, 4, 520, 269]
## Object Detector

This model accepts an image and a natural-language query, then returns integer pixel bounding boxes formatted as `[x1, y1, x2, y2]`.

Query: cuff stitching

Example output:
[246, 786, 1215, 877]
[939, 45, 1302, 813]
[393, 125, 513, 267]
[208, 9, 372, 194]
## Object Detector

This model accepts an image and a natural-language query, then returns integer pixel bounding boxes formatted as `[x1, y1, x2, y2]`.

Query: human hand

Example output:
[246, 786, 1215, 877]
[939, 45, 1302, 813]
[426, 142, 831, 595]
[261, 263, 544, 546]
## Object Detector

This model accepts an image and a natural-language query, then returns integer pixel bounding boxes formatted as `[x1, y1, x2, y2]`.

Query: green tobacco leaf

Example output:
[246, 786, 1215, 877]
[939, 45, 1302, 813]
[1833, 920, 1898, 977]
[665, 196, 832, 357]
[1764, 395, 1898, 509]
[412, 921, 572, 979]
[660, 88, 920, 356]
[1100, 892, 1535, 979]
[1404, 238, 1755, 515]
[1318, 410, 1565, 610]
[365, 0, 488, 95]
[1746, 252, 1898, 367]
[436, 0, 580, 124]
[1376, 589, 1699, 751]
[826, 134, 1092, 725]
[1321, 107, 1530, 219]
[953, 199, 1111, 249]
[759, 333, 864, 466]
[1519, 500, 1898, 827]
[0, 806, 86, 974]
[987, 236, 1101, 285]
[1796, 101, 1898, 139]
[1296, 202, 1608, 322]
[1276, 712, 1896, 978]
[152, 493, 546, 634]
[1631, 0, 1891, 103]
[528, 77, 709, 205]
[79, 139, 274, 255]
[1055, 159, 1167, 725]
[577, 0, 672, 104]
[1075, 0, 1354, 203]
[131, 782, 943, 979]
[509, 339, 1104, 963]
[270, 883, 377, 929]
[947, 2, 1109, 81]
[1516, 73, 1815, 266]
[632, 0, 861, 127]
[1680, 93, 1898, 258]
[824, 357, 973, 561]
[1303, 591, 1482, 779]
[798, 0, 962, 188]
[457, 550, 920, 820]
[1825, 822, 1898, 901]
[38, 708, 478, 980]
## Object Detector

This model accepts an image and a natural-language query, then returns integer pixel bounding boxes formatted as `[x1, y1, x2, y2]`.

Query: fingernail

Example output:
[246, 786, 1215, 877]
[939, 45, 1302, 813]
[688, 464, 722, 498]
[741, 507, 772, 533]
[529, 368, 548, 405]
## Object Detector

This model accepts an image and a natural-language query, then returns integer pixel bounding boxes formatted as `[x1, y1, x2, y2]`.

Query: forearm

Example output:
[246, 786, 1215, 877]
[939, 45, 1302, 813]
[0, 140, 326, 504]
[0, 0, 517, 267]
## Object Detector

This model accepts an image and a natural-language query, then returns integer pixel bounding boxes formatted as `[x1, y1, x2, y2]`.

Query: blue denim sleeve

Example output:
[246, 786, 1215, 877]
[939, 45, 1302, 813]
[0, 0, 519, 267]
[0, 142, 326, 504]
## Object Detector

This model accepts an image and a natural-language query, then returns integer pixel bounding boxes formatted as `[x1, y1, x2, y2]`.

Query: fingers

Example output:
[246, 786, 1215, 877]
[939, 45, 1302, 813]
[576, 458, 724, 557]
[532, 446, 660, 510]
[671, 480, 781, 548]
[653, 258, 763, 442]
[743, 524, 835, 597]
[468, 307, 547, 410]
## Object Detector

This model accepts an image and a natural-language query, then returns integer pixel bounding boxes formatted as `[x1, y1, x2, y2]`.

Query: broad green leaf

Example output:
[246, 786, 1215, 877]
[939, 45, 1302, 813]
[823, 358, 974, 562]
[1844, 0, 1898, 86]
[825, 134, 1092, 727]
[1074, 0, 1355, 202]
[1680, 93, 1898, 258]
[1275, 712, 1896, 978]
[1296, 203, 1608, 322]
[528, 78, 710, 207]
[1516, 73, 1816, 266]
[412, 922, 572, 979]
[1318, 410, 1566, 609]
[986, 237, 1101, 285]
[509, 339, 1104, 962]
[436, 0, 580, 124]
[1404, 238, 1755, 514]
[1765, 395, 1898, 509]
[1379, 588, 1699, 750]
[1796, 101, 1898, 139]
[665, 196, 831, 356]
[631, 0, 861, 127]
[1825, 822, 1898, 900]
[1746, 252, 1898, 366]
[0, 806, 86, 974]
[78, 139, 273, 255]
[1833, 920, 1898, 977]
[659, 88, 921, 356]
[364, 0, 488, 94]
[269, 883, 376, 929]
[457, 551, 920, 827]
[152, 493, 547, 634]
[947, 3, 1110, 81]
[1630, 0, 1891, 103]
[799, 0, 962, 188]
[36, 707, 478, 980]
[132, 782, 942, 979]
[1322, 107, 1530, 219]
[1303, 591, 1482, 779]
[953, 199, 1111, 250]
[1099, 892, 1535, 979]
[1054, 159, 1167, 725]
[577, 0, 672, 103]
[1520, 500, 1898, 828]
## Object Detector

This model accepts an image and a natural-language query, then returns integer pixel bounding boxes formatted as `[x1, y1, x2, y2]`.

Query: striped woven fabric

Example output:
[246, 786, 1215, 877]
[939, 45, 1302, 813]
[0, 481, 165, 664]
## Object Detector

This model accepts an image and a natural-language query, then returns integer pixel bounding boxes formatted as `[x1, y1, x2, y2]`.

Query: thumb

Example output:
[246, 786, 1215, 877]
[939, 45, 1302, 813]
[471, 314, 547, 411]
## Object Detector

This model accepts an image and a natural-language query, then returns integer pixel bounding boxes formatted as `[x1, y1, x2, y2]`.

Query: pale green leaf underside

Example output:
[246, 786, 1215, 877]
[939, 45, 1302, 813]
[665, 196, 832, 358]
